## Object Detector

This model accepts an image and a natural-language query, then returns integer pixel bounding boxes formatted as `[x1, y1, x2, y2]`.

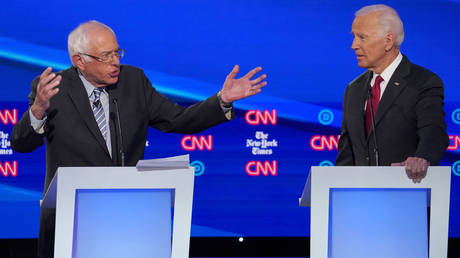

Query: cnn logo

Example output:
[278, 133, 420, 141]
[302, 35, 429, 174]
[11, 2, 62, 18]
[181, 135, 213, 151]
[448, 135, 460, 151]
[310, 135, 340, 151]
[245, 160, 277, 176]
[0, 109, 17, 125]
[245, 110, 277, 125]
[1, 161, 17, 177]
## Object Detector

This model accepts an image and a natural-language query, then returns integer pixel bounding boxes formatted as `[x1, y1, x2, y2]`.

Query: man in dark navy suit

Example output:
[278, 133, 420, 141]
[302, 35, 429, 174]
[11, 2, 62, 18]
[336, 4, 449, 182]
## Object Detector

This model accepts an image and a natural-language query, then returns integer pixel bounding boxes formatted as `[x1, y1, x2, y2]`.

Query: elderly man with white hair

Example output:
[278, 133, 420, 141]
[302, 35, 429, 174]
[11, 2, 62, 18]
[336, 4, 448, 182]
[10, 20, 267, 258]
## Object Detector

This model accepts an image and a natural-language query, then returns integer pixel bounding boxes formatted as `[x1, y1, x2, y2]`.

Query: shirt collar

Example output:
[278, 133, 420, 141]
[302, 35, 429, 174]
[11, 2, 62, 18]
[373, 52, 403, 82]
[77, 70, 104, 97]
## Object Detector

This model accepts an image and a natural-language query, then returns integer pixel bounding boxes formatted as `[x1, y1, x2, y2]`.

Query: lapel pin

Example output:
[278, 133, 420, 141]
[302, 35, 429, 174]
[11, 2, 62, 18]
[394, 82, 400, 86]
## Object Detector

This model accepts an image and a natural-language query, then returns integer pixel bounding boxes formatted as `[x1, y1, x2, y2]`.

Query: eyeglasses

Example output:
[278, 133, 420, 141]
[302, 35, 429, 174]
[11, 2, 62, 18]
[80, 48, 124, 63]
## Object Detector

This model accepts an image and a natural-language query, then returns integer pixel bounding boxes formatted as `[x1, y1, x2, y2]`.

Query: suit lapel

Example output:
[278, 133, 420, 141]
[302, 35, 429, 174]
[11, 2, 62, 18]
[107, 82, 121, 115]
[66, 68, 111, 157]
[373, 56, 411, 128]
[354, 71, 373, 145]
[107, 81, 122, 165]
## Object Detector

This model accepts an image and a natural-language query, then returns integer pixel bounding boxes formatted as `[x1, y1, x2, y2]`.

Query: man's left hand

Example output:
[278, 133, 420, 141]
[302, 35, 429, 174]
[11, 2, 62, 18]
[220, 65, 267, 103]
[391, 157, 430, 183]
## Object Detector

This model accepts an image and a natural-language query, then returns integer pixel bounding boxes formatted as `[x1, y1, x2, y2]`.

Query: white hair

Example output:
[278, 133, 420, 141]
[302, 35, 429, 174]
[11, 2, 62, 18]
[67, 20, 115, 64]
[355, 4, 404, 46]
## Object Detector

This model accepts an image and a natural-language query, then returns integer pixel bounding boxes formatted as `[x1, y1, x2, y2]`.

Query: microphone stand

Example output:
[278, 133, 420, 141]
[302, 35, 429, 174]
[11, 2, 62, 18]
[112, 99, 125, 167]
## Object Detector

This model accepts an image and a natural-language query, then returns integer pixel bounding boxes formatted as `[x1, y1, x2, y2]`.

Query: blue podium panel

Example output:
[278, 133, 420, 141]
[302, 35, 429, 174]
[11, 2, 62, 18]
[328, 188, 429, 258]
[72, 189, 172, 258]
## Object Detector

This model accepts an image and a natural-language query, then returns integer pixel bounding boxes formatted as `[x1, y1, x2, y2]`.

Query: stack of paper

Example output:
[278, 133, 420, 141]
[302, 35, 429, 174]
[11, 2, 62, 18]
[136, 154, 190, 171]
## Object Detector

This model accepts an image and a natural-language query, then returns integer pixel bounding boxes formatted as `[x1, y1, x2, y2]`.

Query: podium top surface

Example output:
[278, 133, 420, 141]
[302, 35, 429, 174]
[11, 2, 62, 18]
[41, 166, 194, 208]
[299, 166, 451, 207]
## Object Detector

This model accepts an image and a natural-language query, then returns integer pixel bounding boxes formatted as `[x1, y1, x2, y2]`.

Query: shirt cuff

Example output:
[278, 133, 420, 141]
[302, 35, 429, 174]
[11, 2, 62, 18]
[220, 106, 233, 120]
[29, 109, 46, 134]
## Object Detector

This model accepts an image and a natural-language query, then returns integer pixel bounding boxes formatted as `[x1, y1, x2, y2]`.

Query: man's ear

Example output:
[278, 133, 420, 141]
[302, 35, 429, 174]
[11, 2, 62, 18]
[71, 54, 86, 71]
[384, 32, 396, 51]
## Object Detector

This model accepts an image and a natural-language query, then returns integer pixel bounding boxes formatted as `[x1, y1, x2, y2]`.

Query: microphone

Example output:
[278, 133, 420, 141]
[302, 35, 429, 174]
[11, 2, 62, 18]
[93, 99, 101, 107]
[367, 86, 379, 166]
[112, 98, 125, 167]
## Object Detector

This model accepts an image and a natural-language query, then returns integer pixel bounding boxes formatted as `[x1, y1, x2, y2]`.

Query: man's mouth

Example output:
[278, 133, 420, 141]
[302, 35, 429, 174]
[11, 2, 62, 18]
[110, 70, 120, 77]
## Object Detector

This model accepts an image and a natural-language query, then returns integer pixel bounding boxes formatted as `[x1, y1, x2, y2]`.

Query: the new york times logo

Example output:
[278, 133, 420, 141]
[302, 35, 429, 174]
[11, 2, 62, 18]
[246, 131, 278, 155]
[0, 131, 13, 155]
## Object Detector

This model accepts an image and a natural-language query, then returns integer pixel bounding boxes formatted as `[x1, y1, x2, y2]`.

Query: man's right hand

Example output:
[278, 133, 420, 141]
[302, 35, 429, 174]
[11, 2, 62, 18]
[391, 157, 430, 183]
[31, 67, 61, 120]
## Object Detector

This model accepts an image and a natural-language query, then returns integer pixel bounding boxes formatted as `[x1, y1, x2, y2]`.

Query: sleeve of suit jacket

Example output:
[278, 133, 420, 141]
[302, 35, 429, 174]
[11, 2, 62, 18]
[413, 72, 449, 164]
[137, 68, 233, 134]
[10, 76, 45, 153]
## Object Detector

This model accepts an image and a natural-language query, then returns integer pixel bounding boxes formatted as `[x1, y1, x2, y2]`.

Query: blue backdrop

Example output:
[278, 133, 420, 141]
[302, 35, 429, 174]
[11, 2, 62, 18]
[0, 0, 459, 238]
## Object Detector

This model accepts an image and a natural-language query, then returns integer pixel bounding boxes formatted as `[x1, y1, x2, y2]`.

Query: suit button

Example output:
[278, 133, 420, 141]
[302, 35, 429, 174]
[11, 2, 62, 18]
[366, 156, 369, 161]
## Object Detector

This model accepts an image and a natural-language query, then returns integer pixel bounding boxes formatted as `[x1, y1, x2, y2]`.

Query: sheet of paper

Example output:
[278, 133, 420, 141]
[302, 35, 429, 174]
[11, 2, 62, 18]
[136, 154, 190, 171]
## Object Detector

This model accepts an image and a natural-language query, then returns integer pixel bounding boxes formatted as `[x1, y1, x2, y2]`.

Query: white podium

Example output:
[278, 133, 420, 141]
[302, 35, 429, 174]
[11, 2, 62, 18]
[299, 166, 451, 258]
[41, 166, 195, 258]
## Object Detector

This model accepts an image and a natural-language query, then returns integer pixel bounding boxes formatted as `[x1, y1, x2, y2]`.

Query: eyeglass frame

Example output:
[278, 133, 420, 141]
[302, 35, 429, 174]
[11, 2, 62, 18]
[79, 48, 124, 63]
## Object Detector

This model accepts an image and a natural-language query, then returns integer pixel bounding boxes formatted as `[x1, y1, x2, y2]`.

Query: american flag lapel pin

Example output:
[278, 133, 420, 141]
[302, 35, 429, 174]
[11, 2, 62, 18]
[394, 82, 400, 86]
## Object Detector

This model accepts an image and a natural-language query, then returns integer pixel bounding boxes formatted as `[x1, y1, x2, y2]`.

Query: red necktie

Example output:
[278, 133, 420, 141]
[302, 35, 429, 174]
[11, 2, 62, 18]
[365, 75, 383, 135]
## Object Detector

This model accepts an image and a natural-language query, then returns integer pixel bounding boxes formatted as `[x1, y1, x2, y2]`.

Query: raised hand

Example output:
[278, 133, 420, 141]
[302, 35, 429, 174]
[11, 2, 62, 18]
[220, 65, 267, 103]
[31, 67, 61, 119]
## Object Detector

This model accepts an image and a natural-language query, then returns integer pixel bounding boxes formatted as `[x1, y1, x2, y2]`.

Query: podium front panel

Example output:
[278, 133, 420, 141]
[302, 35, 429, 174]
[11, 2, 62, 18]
[302, 166, 451, 258]
[72, 189, 172, 258]
[47, 167, 194, 258]
[328, 188, 428, 258]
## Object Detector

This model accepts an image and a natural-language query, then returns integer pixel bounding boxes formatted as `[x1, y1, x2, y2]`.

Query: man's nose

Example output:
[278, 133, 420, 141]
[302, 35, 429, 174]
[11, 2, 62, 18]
[351, 37, 359, 50]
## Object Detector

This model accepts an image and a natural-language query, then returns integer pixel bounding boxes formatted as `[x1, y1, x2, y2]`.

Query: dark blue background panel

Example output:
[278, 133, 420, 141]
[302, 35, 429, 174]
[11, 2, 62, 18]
[0, 0, 459, 238]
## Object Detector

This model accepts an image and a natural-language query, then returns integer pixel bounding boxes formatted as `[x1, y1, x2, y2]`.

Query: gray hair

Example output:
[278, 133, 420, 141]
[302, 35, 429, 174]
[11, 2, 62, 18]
[67, 20, 115, 64]
[355, 4, 404, 46]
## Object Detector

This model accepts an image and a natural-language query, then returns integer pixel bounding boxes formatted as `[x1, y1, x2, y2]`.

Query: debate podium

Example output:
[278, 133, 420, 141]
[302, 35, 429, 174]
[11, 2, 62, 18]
[41, 166, 195, 258]
[300, 166, 451, 258]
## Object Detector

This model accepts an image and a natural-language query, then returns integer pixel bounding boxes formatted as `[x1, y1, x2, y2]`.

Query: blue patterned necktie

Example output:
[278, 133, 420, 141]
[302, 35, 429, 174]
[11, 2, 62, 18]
[92, 88, 107, 140]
